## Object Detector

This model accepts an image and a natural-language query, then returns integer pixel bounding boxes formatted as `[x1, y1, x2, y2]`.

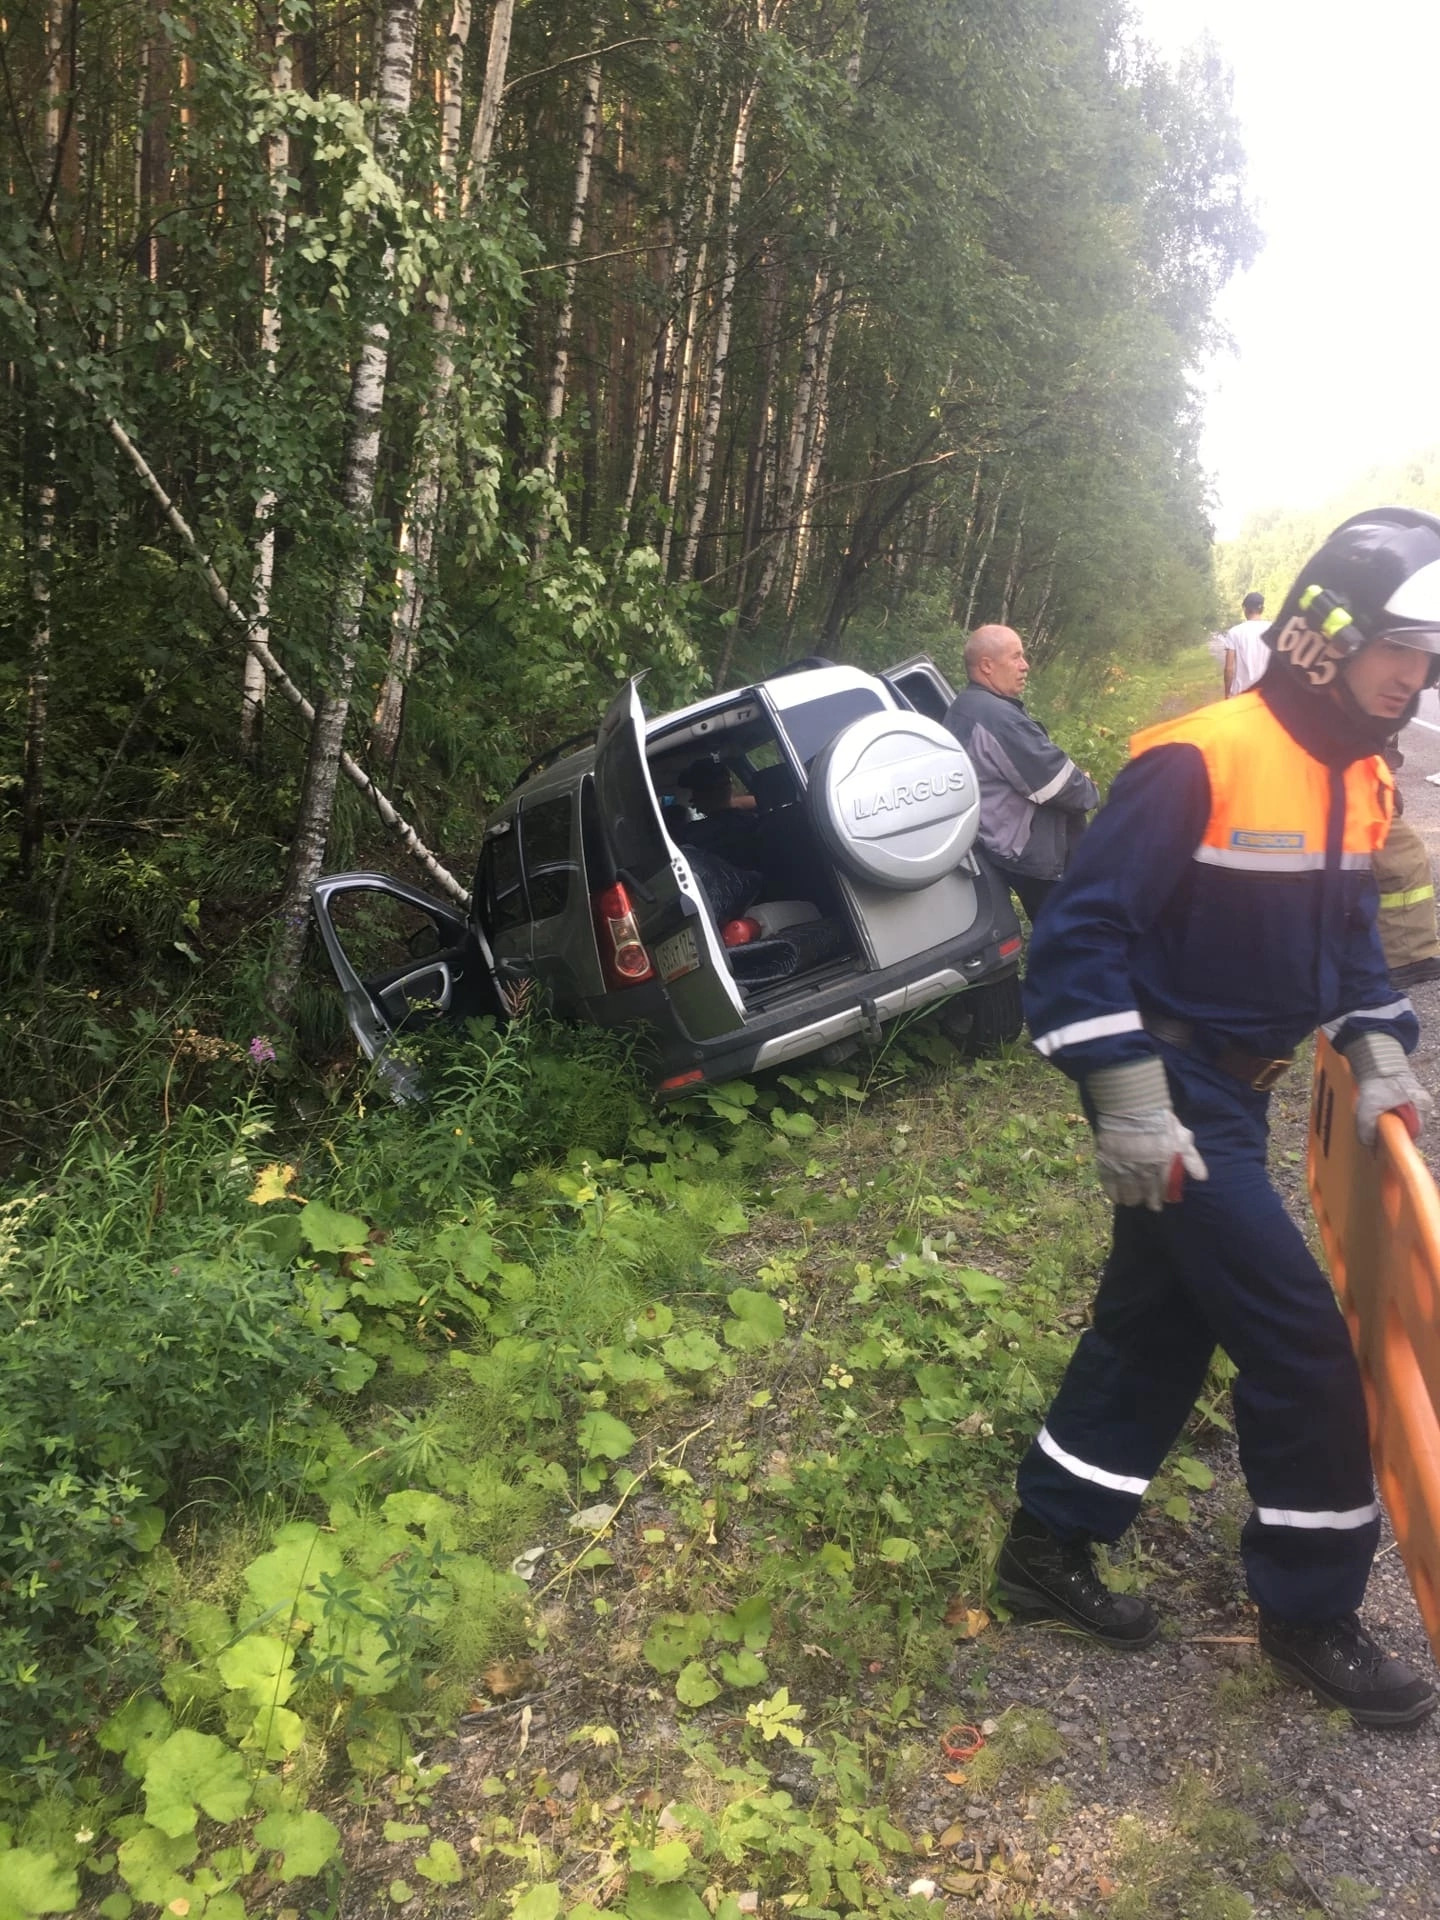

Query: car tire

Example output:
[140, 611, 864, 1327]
[942, 971, 1023, 1058]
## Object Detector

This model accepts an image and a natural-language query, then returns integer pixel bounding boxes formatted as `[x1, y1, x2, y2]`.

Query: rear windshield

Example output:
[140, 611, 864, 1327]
[778, 689, 885, 765]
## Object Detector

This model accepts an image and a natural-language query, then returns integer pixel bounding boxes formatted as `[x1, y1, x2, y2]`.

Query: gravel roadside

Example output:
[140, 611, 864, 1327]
[917, 731, 1440, 1919]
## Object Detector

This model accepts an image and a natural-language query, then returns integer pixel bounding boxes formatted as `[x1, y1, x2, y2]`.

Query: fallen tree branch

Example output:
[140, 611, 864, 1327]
[103, 415, 471, 906]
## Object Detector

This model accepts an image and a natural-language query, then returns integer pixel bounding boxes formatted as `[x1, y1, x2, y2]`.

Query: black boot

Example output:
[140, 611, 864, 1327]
[1258, 1613, 1437, 1728]
[995, 1509, 1160, 1649]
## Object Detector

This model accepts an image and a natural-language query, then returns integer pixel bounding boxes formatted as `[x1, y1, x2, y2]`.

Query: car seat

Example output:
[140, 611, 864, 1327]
[750, 762, 799, 811]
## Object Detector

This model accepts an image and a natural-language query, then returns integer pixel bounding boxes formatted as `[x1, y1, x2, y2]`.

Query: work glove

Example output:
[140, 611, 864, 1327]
[1342, 1031, 1434, 1146]
[1085, 1055, 1209, 1211]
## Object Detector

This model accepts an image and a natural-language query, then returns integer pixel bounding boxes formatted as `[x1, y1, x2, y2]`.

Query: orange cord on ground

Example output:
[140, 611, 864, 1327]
[941, 1724, 985, 1761]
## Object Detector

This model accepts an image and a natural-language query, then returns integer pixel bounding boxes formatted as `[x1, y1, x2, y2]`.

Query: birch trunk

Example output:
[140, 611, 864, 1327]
[748, 20, 860, 625]
[462, 0, 515, 208]
[267, 0, 420, 1027]
[998, 500, 1025, 623]
[657, 157, 716, 572]
[631, 101, 709, 548]
[20, 0, 64, 876]
[784, 276, 842, 616]
[370, 0, 473, 767]
[241, 28, 292, 765]
[535, 58, 602, 544]
[678, 73, 758, 581]
[962, 466, 1008, 630]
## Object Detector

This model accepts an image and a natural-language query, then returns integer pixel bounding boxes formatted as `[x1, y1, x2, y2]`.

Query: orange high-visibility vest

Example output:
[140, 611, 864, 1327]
[1131, 691, 1393, 874]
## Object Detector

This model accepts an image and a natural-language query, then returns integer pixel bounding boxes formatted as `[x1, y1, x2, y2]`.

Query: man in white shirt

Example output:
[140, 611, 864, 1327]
[1224, 592, 1270, 696]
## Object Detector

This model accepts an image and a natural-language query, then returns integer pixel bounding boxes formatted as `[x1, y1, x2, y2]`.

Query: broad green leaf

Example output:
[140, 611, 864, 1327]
[674, 1660, 721, 1708]
[98, 1697, 173, 1779]
[216, 1634, 295, 1708]
[97, 1896, 133, 1920]
[0, 1848, 78, 1920]
[382, 1491, 459, 1547]
[254, 1809, 340, 1881]
[382, 1824, 430, 1844]
[641, 1613, 709, 1675]
[722, 1290, 785, 1352]
[628, 1841, 691, 1883]
[769, 1107, 817, 1138]
[143, 1730, 250, 1836]
[115, 1827, 198, 1906]
[661, 1330, 721, 1374]
[241, 1704, 305, 1759]
[1174, 1456, 1215, 1490]
[241, 1523, 344, 1629]
[716, 1596, 771, 1649]
[576, 1410, 636, 1461]
[955, 1267, 1005, 1305]
[513, 1886, 562, 1920]
[878, 1537, 917, 1564]
[633, 1302, 673, 1338]
[413, 1841, 463, 1886]
[715, 1649, 767, 1688]
[624, 1880, 709, 1920]
[298, 1200, 371, 1255]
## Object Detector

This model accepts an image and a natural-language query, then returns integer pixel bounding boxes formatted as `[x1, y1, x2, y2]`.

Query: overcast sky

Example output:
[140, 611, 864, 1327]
[1131, 0, 1440, 537]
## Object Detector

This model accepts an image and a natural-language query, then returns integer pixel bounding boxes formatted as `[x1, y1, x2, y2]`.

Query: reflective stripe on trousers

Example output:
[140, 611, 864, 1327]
[1016, 1045, 1379, 1623]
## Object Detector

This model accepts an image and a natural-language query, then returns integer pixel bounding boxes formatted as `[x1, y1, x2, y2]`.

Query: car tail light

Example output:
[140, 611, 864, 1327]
[593, 882, 655, 988]
[720, 916, 762, 947]
[999, 936, 1022, 959]
[660, 1068, 705, 1092]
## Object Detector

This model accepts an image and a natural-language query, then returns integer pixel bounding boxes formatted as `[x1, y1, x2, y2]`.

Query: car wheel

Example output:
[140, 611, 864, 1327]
[942, 971, 1023, 1058]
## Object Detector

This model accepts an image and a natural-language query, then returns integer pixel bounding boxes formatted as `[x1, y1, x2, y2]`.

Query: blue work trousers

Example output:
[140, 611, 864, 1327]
[1016, 1046, 1379, 1623]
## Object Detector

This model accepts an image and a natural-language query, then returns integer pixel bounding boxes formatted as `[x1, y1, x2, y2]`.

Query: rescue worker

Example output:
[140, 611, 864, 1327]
[996, 507, 1440, 1728]
[1374, 739, 1440, 990]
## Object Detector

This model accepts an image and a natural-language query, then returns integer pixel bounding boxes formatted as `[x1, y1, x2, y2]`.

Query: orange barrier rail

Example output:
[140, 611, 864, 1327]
[1308, 1034, 1440, 1664]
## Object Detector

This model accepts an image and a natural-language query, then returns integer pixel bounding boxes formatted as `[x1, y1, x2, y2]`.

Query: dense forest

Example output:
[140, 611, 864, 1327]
[1, 0, 1255, 1149]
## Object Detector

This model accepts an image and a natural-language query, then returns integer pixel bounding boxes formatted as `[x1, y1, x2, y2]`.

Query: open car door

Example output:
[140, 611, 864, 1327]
[593, 680, 747, 1039]
[311, 873, 502, 1096]
[882, 653, 957, 725]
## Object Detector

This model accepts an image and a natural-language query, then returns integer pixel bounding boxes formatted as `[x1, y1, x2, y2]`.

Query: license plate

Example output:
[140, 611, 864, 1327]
[655, 925, 700, 982]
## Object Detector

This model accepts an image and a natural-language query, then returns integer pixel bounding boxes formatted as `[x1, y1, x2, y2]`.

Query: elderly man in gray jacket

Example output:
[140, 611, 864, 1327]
[944, 625, 1098, 923]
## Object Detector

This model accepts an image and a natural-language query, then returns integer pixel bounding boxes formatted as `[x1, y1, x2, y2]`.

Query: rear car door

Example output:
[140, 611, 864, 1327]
[310, 873, 503, 1091]
[593, 679, 747, 1039]
[882, 654, 958, 724]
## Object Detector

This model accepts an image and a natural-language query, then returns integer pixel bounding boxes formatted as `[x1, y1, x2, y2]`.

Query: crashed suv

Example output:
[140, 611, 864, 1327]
[313, 655, 1024, 1095]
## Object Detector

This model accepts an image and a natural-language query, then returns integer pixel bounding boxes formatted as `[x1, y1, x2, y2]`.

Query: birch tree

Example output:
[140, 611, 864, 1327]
[240, 19, 292, 766]
[266, 0, 420, 1027]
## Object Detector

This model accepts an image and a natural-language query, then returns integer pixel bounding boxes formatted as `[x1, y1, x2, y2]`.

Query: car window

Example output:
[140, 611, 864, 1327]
[478, 826, 526, 934]
[777, 688, 885, 764]
[521, 796, 576, 921]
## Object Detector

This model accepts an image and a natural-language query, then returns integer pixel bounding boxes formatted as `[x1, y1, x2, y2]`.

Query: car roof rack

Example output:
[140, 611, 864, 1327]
[515, 728, 598, 789]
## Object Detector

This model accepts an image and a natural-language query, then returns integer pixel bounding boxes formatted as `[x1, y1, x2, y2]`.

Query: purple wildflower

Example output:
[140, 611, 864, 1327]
[248, 1035, 278, 1066]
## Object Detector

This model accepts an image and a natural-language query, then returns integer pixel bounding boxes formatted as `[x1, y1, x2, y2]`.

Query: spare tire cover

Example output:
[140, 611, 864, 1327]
[807, 710, 980, 890]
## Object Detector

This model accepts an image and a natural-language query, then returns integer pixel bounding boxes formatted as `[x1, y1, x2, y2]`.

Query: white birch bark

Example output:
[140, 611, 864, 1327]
[535, 58, 602, 545]
[241, 28, 292, 764]
[749, 19, 861, 623]
[657, 159, 716, 572]
[963, 465, 1008, 630]
[784, 274, 842, 614]
[267, 0, 422, 1023]
[21, 0, 64, 874]
[462, 0, 515, 208]
[678, 72, 759, 580]
[370, 0, 473, 766]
